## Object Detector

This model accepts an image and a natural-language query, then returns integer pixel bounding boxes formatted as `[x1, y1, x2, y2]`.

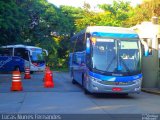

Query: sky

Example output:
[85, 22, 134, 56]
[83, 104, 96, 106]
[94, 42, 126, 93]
[47, 0, 143, 8]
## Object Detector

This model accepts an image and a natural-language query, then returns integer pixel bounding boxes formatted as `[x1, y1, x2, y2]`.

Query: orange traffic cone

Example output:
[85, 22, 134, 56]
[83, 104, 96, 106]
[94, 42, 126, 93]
[44, 69, 54, 88]
[24, 67, 31, 79]
[43, 66, 50, 82]
[11, 70, 23, 91]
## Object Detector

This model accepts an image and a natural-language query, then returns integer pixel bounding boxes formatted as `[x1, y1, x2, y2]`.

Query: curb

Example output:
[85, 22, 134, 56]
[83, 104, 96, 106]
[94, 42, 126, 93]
[142, 88, 160, 95]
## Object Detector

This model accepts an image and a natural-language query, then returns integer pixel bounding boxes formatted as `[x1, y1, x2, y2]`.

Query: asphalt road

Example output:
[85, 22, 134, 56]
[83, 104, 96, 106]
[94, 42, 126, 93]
[0, 72, 160, 119]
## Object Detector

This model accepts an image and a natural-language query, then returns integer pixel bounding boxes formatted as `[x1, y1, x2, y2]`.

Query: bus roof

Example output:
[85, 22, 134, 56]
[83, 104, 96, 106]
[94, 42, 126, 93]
[1, 44, 42, 49]
[86, 26, 137, 34]
[71, 26, 139, 40]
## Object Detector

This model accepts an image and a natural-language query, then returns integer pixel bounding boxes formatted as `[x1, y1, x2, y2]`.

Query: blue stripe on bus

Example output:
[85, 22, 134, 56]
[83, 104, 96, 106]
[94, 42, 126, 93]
[92, 32, 139, 38]
[89, 71, 142, 82]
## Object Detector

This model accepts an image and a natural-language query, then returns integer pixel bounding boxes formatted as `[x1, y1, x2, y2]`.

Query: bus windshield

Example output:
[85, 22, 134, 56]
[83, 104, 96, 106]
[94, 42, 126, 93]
[92, 38, 141, 76]
[30, 49, 44, 62]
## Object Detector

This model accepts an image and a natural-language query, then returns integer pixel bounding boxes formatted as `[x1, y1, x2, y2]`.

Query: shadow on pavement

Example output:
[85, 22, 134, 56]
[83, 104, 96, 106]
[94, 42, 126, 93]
[90, 93, 135, 99]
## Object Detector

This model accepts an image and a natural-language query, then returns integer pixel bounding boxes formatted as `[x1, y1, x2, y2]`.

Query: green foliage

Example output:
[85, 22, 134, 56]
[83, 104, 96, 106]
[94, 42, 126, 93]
[125, 0, 160, 26]
[59, 5, 84, 35]
[0, 0, 26, 45]
[0, 0, 159, 70]
[75, 1, 132, 31]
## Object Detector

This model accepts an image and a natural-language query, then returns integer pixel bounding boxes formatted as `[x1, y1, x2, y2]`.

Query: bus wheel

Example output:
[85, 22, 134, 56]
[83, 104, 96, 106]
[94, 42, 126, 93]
[30, 71, 34, 74]
[72, 79, 76, 84]
[71, 71, 76, 84]
[84, 88, 90, 95]
[71, 75, 76, 84]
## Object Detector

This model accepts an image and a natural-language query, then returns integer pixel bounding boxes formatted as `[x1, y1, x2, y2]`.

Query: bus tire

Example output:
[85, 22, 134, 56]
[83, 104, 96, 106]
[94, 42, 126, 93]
[72, 74, 77, 84]
[30, 71, 34, 74]
[84, 88, 90, 95]
[72, 79, 76, 84]
[71, 72, 76, 84]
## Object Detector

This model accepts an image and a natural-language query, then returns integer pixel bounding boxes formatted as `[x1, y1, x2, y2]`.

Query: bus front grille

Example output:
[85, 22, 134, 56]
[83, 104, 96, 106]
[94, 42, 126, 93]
[98, 81, 135, 85]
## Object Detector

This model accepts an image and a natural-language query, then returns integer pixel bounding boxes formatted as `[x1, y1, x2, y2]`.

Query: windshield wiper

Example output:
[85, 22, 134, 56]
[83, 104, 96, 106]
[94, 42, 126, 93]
[119, 57, 131, 73]
[106, 56, 116, 72]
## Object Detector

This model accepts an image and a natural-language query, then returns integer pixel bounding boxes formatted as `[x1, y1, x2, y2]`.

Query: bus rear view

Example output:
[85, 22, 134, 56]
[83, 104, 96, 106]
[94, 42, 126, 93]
[70, 26, 142, 95]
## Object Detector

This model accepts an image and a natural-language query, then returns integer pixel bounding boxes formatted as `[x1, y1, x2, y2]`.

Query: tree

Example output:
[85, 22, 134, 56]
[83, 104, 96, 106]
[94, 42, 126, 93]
[98, 1, 132, 26]
[0, 0, 74, 68]
[75, 1, 132, 31]
[125, 0, 160, 26]
[1, 0, 159, 69]
[0, 0, 27, 45]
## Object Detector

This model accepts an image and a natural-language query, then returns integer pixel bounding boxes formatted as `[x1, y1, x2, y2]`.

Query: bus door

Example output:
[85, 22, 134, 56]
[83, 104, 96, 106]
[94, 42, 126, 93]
[72, 52, 85, 84]
[14, 48, 29, 71]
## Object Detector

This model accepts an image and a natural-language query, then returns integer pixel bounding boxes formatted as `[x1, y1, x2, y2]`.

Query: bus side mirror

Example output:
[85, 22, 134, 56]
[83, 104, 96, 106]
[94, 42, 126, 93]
[143, 47, 149, 57]
[141, 41, 149, 57]
[43, 49, 48, 56]
[86, 38, 90, 54]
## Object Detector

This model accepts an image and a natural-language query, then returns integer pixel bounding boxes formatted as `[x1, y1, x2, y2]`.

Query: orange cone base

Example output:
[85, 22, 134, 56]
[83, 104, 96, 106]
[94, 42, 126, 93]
[11, 82, 23, 91]
[24, 75, 31, 79]
[44, 81, 54, 88]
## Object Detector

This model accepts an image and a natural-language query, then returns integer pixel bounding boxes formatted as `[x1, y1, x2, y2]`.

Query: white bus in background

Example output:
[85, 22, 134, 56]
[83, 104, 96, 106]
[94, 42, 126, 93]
[0, 44, 48, 73]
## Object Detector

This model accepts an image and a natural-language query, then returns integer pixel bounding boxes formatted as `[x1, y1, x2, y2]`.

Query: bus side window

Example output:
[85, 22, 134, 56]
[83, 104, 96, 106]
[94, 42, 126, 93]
[0, 48, 13, 56]
[14, 48, 29, 61]
[24, 50, 29, 61]
[73, 54, 77, 64]
[0, 48, 3, 56]
[75, 35, 85, 52]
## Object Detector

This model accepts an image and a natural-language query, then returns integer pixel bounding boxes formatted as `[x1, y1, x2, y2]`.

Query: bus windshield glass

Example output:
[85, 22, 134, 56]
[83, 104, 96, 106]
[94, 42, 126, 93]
[30, 49, 44, 62]
[92, 38, 141, 75]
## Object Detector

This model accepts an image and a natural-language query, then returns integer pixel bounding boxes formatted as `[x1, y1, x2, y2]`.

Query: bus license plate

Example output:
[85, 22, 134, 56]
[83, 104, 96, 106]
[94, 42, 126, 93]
[112, 87, 122, 92]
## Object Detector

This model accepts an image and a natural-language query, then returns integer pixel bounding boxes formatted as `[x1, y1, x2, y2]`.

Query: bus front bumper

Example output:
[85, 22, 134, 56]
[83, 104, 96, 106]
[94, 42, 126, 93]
[30, 65, 45, 72]
[87, 77, 141, 94]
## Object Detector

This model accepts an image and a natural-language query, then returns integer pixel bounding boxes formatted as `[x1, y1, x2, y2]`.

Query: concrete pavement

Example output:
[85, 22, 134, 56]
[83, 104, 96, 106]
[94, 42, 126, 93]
[0, 72, 160, 115]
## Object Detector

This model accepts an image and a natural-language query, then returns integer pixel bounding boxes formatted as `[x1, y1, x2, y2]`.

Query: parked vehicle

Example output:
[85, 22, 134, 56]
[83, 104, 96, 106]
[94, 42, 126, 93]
[0, 44, 48, 72]
[69, 26, 142, 95]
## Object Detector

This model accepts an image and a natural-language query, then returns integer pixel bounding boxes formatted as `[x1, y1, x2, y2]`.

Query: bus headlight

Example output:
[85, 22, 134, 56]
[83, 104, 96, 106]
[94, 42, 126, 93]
[133, 78, 142, 84]
[90, 76, 101, 82]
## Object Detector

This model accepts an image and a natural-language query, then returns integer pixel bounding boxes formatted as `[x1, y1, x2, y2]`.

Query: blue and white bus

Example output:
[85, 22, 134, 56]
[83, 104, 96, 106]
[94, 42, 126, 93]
[69, 26, 142, 95]
[0, 44, 48, 72]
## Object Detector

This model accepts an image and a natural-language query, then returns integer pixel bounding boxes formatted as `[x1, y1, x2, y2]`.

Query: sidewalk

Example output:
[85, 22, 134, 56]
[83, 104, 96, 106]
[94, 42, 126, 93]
[142, 88, 160, 95]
